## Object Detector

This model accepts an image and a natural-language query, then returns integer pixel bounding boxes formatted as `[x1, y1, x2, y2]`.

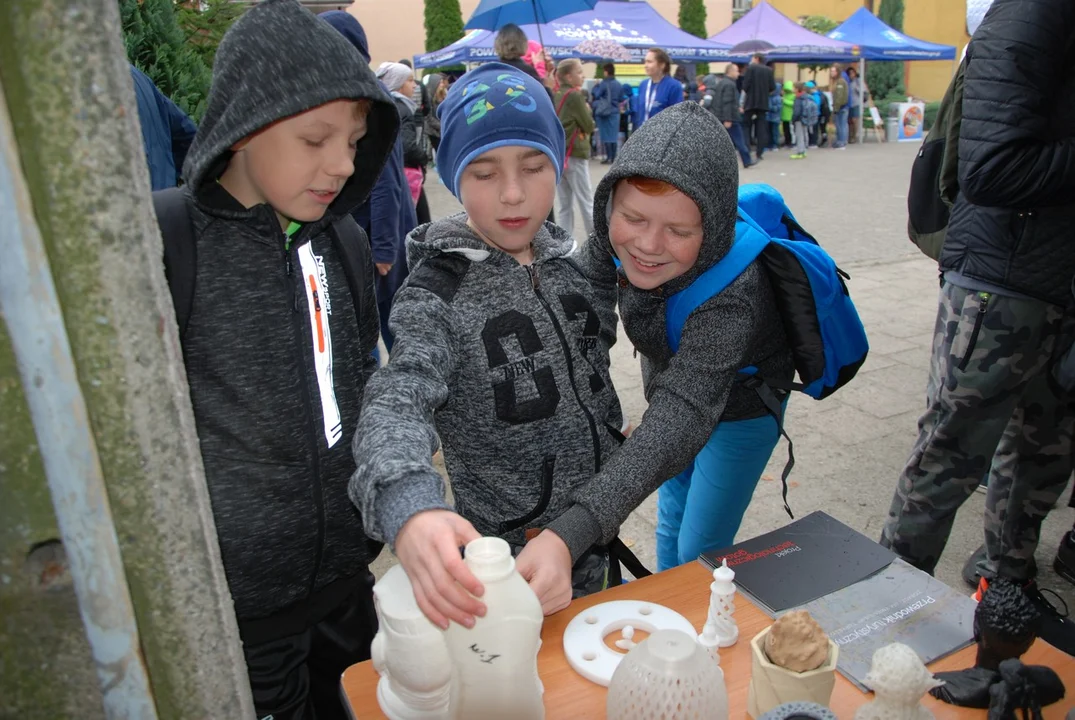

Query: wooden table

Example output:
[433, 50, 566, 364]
[343, 562, 1075, 719]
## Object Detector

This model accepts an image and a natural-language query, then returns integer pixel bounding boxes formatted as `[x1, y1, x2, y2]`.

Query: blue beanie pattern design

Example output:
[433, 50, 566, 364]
[436, 62, 566, 199]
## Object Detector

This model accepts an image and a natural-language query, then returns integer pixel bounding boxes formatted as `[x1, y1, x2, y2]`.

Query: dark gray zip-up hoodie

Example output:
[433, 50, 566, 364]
[545, 101, 795, 562]
[178, 0, 399, 643]
[350, 216, 623, 556]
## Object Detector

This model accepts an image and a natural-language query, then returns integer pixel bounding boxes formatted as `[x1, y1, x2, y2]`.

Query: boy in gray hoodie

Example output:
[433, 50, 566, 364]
[539, 102, 796, 575]
[350, 63, 624, 630]
[172, 1, 398, 717]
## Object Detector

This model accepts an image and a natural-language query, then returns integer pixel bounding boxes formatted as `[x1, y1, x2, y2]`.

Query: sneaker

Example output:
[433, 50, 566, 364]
[789, 153, 806, 159]
[975, 473, 989, 494]
[1055, 531, 1075, 586]
[963, 546, 987, 588]
[966, 545, 1037, 589]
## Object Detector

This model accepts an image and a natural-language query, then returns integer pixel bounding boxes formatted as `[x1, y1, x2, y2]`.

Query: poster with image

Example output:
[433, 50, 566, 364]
[897, 102, 925, 142]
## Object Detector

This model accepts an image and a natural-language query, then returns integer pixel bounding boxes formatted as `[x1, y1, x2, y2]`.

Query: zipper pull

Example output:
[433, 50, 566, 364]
[527, 265, 539, 290]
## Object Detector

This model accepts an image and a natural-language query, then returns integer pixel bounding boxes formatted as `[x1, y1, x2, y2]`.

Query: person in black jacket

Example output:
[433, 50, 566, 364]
[377, 61, 431, 225]
[741, 53, 776, 162]
[880, 0, 1075, 653]
[701, 64, 752, 169]
[175, 1, 400, 716]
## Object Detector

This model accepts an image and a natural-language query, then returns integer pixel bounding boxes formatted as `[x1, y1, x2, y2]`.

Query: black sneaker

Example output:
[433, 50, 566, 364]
[1055, 531, 1075, 586]
[962, 545, 987, 588]
[962, 545, 1038, 589]
[1023, 581, 1075, 657]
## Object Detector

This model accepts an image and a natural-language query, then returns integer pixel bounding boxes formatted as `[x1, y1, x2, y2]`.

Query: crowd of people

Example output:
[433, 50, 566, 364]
[129, 0, 1073, 718]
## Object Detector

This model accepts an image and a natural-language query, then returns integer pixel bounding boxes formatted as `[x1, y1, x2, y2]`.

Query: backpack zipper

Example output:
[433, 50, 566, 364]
[526, 264, 603, 473]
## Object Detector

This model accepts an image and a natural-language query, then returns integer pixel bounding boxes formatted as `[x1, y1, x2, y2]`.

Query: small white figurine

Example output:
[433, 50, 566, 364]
[697, 621, 723, 663]
[703, 559, 739, 647]
[616, 625, 638, 651]
[853, 643, 943, 720]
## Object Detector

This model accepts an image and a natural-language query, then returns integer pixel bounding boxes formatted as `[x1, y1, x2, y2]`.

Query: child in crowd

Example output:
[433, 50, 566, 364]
[555, 58, 597, 236]
[169, 0, 399, 717]
[529, 101, 795, 574]
[791, 82, 818, 160]
[766, 83, 783, 151]
[780, 79, 796, 148]
[351, 63, 625, 630]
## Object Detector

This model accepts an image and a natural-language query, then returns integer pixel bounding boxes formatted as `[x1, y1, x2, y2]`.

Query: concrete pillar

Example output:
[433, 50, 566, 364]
[0, 0, 255, 717]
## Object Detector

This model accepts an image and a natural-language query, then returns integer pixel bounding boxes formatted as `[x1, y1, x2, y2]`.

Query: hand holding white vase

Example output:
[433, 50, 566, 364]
[443, 537, 545, 720]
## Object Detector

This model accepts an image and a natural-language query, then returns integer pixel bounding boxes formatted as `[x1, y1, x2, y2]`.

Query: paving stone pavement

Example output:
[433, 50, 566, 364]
[372, 138, 1075, 615]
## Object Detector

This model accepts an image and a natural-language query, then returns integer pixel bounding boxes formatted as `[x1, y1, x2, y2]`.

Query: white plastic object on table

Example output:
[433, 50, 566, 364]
[606, 629, 729, 720]
[562, 600, 697, 686]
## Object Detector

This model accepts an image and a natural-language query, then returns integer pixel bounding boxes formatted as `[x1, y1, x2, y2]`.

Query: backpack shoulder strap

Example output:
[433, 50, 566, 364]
[152, 187, 196, 340]
[665, 218, 769, 352]
[330, 214, 373, 328]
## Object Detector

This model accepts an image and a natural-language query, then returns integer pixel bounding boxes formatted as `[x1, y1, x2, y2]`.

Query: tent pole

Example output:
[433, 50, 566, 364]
[858, 57, 865, 143]
[532, 0, 547, 56]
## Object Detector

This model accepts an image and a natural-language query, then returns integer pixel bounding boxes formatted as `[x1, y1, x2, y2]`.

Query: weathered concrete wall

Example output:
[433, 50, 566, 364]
[0, 0, 254, 717]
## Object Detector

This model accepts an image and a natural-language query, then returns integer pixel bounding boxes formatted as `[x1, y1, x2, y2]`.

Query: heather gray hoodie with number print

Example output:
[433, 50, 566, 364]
[350, 215, 623, 558]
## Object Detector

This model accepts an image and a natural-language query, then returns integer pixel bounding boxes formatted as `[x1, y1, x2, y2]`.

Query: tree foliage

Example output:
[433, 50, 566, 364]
[176, 0, 245, 72]
[868, 0, 906, 103]
[424, 0, 465, 52]
[120, 0, 212, 122]
[678, 0, 708, 75]
[798, 15, 840, 76]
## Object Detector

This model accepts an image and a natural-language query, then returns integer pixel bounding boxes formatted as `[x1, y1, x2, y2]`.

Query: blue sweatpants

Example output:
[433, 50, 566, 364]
[655, 411, 783, 571]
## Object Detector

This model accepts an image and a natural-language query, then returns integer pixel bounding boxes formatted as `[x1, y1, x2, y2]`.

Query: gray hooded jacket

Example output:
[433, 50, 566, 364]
[177, 0, 399, 641]
[350, 217, 623, 556]
[543, 102, 795, 562]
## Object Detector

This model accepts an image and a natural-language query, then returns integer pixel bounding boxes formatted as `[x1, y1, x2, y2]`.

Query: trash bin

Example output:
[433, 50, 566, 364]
[886, 116, 900, 142]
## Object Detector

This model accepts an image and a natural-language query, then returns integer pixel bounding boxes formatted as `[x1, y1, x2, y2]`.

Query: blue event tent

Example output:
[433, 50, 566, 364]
[828, 7, 956, 61]
[415, 0, 730, 68]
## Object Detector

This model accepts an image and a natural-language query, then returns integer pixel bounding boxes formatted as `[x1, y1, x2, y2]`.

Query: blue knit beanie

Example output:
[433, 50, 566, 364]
[436, 62, 565, 199]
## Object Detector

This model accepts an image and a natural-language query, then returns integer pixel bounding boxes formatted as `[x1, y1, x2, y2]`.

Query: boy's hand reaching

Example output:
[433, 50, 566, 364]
[395, 510, 485, 630]
[515, 530, 573, 616]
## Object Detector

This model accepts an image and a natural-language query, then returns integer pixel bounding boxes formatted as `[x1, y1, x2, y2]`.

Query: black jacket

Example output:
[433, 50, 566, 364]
[702, 74, 740, 124]
[940, 0, 1075, 307]
[742, 63, 775, 112]
[393, 96, 429, 169]
[178, 0, 399, 643]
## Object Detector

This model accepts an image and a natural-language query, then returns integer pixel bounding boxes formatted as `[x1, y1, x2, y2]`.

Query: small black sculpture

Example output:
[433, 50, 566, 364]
[974, 579, 1041, 671]
[931, 579, 1045, 708]
[987, 658, 1065, 720]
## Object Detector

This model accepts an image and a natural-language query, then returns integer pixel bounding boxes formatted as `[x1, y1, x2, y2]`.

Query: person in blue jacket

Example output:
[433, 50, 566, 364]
[322, 11, 417, 352]
[634, 47, 682, 128]
[591, 63, 625, 164]
[130, 65, 197, 191]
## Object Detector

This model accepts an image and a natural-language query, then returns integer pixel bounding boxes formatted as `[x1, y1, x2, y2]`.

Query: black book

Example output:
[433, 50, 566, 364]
[698, 510, 897, 614]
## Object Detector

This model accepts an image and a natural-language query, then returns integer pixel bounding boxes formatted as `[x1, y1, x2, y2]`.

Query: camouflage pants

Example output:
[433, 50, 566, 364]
[880, 282, 1075, 581]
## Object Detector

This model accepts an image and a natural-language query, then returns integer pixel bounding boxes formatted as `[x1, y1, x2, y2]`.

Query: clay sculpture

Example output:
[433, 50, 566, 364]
[854, 643, 942, 720]
[767, 610, 831, 673]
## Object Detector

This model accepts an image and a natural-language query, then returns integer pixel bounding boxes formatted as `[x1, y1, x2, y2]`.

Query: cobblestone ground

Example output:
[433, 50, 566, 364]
[372, 138, 1075, 612]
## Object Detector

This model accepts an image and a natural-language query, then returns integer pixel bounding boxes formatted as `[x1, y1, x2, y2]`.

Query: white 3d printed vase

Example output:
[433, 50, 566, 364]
[370, 564, 452, 720]
[606, 629, 729, 720]
[443, 537, 545, 720]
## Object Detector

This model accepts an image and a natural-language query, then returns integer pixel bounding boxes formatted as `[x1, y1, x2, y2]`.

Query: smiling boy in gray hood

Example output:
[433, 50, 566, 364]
[350, 64, 624, 630]
[172, 1, 399, 717]
[541, 101, 796, 574]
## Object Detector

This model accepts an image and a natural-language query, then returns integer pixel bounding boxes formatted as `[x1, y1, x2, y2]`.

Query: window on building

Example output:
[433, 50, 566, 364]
[732, 0, 753, 20]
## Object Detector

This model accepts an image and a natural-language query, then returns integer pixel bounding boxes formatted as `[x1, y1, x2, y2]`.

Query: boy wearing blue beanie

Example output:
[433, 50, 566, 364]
[351, 63, 625, 629]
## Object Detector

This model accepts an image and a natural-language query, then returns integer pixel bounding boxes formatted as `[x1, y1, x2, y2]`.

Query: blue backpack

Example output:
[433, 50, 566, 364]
[665, 183, 868, 516]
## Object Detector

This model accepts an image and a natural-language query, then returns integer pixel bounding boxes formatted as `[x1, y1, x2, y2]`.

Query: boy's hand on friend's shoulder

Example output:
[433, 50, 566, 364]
[395, 510, 485, 630]
[515, 530, 573, 616]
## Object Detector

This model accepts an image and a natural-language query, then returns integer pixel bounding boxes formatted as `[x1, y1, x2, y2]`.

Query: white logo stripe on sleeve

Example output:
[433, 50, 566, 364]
[298, 244, 342, 448]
